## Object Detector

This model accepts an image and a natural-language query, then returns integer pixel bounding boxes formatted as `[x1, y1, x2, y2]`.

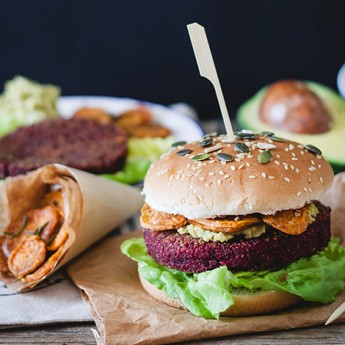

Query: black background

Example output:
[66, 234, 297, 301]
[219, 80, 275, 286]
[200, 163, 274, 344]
[1, 0, 344, 120]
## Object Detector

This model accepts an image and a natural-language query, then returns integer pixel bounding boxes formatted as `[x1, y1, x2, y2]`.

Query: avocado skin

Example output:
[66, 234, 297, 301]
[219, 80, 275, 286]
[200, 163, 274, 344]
[237, 82, 345, 173]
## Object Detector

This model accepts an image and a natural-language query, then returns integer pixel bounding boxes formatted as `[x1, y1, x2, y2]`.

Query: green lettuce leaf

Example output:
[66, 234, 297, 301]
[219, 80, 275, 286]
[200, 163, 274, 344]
[121, 237, 345, 319]
[102, 136, 174, 184]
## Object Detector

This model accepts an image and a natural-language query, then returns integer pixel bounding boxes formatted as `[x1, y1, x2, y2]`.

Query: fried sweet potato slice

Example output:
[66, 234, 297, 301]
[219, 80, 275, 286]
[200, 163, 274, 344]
[0, 237, 8, 273]
[2, 216, 31, 258]
[8, 235, 46, 278]
[41, 190, 63, 211]
[73, 107, 112, 124]
[114, 107, 153, 127]
[189, 215, 262, 233]
[25, 206, 62, 242]
[125, 124, 171, 138]
[46, 222, 69, 252]
[263, 205, 310, 235]
[22, 247, 64, 283]
[140, 203, 187, 231]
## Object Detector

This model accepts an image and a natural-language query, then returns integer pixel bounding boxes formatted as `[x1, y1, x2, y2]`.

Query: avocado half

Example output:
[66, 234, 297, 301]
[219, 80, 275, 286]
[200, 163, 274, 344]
[237, 82, 345, 173]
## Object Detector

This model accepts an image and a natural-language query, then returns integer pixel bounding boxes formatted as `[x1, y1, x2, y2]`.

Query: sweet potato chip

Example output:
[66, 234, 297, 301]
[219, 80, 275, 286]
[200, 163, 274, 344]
[125, 124, 171, 138]
[8, 235, 46, 278]
[140, 203, 187, 231]
[263, 205, 310, 235]
[73, 107, 112, 124]
[0, 237, 8, 273]
[114, 107, 152, 127]
[22, 247, 64, 283]
[41, 190, 64, 211]
[25, 206, 62, 242]
[46, 222, 69, 251]
[189, 215, 261, 233]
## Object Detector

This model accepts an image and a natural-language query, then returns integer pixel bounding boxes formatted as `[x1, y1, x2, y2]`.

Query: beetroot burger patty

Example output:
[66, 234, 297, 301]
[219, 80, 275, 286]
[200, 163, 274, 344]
[0, 118, 128, 177]
[143, 202, 331, 273]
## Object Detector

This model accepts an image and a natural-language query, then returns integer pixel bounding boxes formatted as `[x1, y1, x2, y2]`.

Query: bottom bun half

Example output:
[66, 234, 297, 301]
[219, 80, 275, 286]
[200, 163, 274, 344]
[139, 274, 302, 317]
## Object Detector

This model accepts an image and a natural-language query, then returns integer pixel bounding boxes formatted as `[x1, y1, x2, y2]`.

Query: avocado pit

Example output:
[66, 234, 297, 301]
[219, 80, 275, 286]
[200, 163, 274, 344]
[260, 80, 332, 134]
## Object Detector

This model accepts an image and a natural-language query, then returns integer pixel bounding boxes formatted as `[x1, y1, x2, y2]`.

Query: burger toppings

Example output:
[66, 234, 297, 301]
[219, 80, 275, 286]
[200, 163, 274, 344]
[140, 203, 187, 231]
[141, 202, 320, 239]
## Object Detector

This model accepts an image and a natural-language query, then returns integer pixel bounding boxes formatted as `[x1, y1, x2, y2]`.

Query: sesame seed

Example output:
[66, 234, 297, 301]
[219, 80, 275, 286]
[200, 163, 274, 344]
[308, 187, 312, 192]
[221, 161, 226, 165]
[176, 174, 181, 179]
[219, 170, 224, 175]
[178, 170, 183, 174]
[199, 176, 205, 181]
[316, 155, 322, 159]
[187, 163, 191, 168]
[300, 151, 305, 155]
[238, 164, 244, 170]
[290, 165, 295, 170]
[274, 160, 280, 165]
[296, 192, 301, 196]
[189, 184, 194, 189]
[295, 168, 300, 173]
[268, 175, 275, 179]
[205, 183, 210, 188]
[289, 144, 295, 150]
[292, 152, 296, 157]
[246, 162, 251, 167]
[276, 154, 281, 158]
[298, 144, 304, 148]
[304, 187, 309, 192]
[318, 164, 321, 169]
[320, 177, 323, 184]
[249, 175, 256, 179]
[230, 166, 236, 171]
[285, 148, 289, 152]
[311, 160, 315, 165]
[262, 172, 267, 178]
[169, 175, 174, 181]
[224, 174, 230, 179]
[284, 165, 289, 170]
[247, 154, 253, 158]
[292, 157, 298, 161]
[284, 177, 290, 182]
[235, 158, 241, 162]
[217, 179, 222, 185]
[208, 172, 215, 176]
[268, 139, 273, 143]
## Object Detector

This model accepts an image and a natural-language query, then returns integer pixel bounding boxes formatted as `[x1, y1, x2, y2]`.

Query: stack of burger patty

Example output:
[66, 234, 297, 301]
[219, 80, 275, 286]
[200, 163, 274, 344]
[0, 118, 127, 177]
[142, 201, 330, 273]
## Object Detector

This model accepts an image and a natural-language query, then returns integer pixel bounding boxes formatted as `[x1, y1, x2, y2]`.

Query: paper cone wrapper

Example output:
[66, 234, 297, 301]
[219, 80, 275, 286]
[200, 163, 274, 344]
[0, 164, 144, 291]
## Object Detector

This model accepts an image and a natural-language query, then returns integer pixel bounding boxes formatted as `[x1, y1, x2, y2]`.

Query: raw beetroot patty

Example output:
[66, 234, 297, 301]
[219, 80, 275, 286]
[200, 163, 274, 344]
[143, 201, 331, 273]
[0, 118, 128, 177]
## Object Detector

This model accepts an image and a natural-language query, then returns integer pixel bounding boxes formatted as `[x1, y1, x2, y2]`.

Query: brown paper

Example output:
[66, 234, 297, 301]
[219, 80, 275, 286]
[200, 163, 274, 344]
[67, 230, 345, 345]
[0, 164, 144, 291]
[67, 172, 345, 345]
[321, 172, 345, 244]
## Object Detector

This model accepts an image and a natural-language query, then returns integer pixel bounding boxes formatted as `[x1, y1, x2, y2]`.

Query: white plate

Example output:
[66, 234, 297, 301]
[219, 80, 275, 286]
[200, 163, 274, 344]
[57, 96, 204, 141]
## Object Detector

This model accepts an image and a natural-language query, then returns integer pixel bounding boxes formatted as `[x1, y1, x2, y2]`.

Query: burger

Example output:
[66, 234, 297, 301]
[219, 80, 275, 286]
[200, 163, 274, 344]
[121, 131, 345, 318]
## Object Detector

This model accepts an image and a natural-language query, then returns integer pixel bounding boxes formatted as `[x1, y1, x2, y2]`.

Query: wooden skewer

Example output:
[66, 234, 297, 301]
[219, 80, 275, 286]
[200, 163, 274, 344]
[325, 301, 345, 325]
[187, 22, 234, 141]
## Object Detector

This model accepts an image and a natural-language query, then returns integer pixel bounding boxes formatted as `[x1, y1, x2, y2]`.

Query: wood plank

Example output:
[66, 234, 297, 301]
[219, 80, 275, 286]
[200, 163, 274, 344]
[0, 322, 344, 344]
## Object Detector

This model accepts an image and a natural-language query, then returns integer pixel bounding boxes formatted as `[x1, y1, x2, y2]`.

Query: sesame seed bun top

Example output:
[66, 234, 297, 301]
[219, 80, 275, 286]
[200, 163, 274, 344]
[143, 133, 334, 218]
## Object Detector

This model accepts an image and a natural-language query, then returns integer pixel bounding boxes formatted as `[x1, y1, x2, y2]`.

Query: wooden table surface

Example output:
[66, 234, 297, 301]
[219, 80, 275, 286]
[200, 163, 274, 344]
[1, 321, 344, 344]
